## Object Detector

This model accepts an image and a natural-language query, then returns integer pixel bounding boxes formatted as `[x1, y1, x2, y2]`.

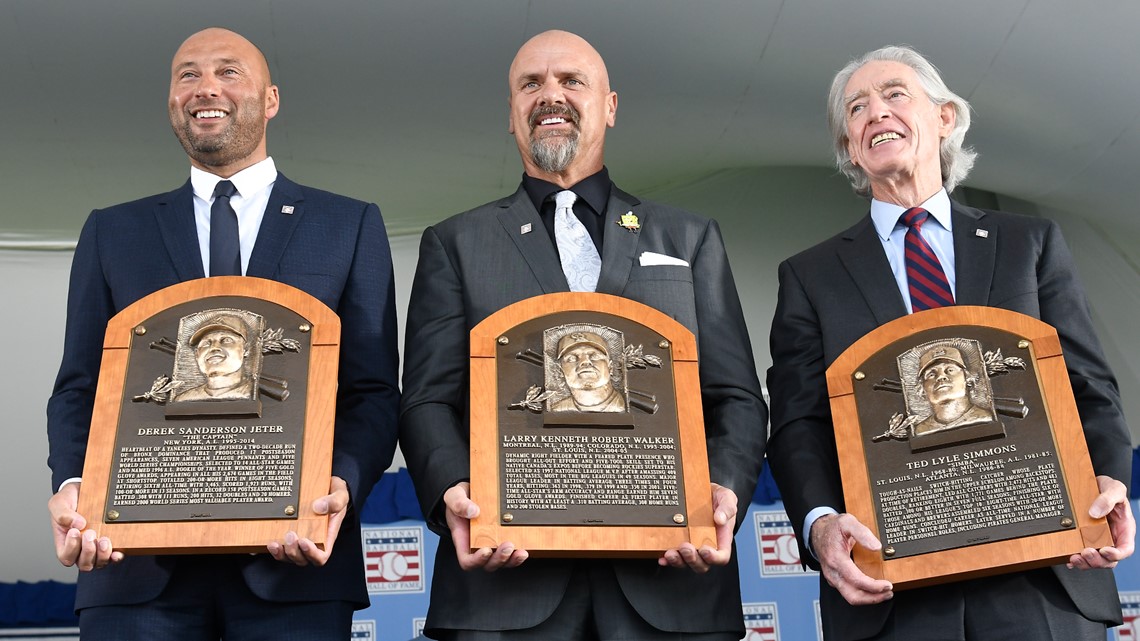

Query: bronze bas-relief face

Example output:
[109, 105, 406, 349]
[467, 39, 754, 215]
[194, 329, 246, 378]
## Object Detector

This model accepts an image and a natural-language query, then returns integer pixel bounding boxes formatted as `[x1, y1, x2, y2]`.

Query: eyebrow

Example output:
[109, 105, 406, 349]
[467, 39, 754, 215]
[514, 68, 590, 86]
[173, 57, 247, 72]
[844, 77, 908, 106]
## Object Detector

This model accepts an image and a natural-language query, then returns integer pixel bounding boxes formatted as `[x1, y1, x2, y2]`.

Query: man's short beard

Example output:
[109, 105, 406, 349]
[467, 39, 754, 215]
[170, 96, 265, 169]
[530, 133, 579, 173]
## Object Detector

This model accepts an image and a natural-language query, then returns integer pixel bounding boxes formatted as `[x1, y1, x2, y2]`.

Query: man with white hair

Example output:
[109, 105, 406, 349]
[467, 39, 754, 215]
[766, 45, 1135, 640]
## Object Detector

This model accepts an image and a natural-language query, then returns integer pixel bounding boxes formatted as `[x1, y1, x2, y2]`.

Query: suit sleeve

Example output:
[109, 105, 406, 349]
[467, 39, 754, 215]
[330, 203, 402, 503]
[398, 226, 472, 533]
[765, 258, 845, 569]
[46, 211, 116, 493]
[691, 219, 768, 526]
[1035, 221, 1131, 484]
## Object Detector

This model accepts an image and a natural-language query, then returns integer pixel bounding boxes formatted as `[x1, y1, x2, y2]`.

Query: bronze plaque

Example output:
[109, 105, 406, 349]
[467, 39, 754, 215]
[854, 326, 1071, 559]
[496, 311, 685, 527]
[827, 306, 1111, 589]
[111, 296, 310, 523]
[77, 276, 340, 554]
[469, 292, 716, 557]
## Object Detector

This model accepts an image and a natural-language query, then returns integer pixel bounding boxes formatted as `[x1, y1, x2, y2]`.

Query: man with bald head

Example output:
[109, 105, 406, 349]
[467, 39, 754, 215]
[46, 27, 400, 639]
[400, 30, 766, 640]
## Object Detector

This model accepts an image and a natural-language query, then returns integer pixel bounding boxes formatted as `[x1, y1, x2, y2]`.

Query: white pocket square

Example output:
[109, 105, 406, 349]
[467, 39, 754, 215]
[639, 251, 689, 267]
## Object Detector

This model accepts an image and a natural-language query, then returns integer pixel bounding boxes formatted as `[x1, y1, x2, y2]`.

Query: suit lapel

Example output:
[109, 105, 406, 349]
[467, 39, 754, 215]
[247, 174, 305, 279]
[596, 187, 641, 296]
[837, 216, 908, 325]
[495, 187, 568, 293]
[949, 202, 995, 306]
[154, 181, 206, 282]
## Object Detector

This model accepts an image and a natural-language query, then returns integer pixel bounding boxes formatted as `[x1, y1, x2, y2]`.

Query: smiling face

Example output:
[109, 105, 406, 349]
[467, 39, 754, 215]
[168, 28, 279, 177]
[559, 344, 612, 391]
[194, 328, 247, 378]
[920, 360, 968, 406]
[842, 60, 954, 203]
[508, 31, 617, 185]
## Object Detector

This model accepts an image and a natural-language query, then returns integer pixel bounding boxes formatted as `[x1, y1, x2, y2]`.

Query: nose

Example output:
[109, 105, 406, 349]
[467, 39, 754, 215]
[538, 81, 564, 106]
[194, 74, 221, 99]
[868, 95, 891, 122]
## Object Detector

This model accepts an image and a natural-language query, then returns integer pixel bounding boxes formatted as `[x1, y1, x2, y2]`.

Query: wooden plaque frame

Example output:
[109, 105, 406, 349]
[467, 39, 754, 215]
[469, 292, 716, 557]
[77, 276, 340, 554]
[827, 306, 1110, 589]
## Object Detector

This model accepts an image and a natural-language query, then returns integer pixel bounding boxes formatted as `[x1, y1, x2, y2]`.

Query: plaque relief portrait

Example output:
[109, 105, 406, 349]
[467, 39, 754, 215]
[871, 337, 1031, 452]
[909, 342, 996, 437]
[131, 306, 302, 418]
[175, 311, 261, 402]
[507, 321, 663, 416]
[545, 326, 628, 413]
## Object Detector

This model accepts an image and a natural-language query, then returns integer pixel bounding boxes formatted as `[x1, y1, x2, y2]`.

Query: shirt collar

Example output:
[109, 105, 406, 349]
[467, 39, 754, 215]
[522, 166, 611, 216]
[190, 157, 278, 201]
[870, 188, 952, 240]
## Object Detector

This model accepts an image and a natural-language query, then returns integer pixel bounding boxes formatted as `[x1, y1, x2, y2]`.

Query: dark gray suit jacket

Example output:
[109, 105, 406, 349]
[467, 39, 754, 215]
[400, 184, 767, 636]
[766, 201, 1130, 640]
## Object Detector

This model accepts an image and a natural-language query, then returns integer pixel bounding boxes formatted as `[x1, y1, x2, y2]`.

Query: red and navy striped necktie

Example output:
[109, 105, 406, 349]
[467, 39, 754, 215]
[901, 207, 954, 311]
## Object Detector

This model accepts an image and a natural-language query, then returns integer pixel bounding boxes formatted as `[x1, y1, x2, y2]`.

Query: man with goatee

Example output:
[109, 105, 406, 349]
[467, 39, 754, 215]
[400, 30, 766, 640]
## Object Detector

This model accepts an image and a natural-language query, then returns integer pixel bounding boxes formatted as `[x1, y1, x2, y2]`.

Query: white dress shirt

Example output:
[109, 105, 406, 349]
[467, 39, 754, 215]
[191, 157, 278, 276]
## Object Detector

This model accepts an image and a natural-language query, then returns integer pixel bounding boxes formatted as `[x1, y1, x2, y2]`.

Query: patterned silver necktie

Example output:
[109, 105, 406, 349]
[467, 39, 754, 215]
[553, 190, 601, 292]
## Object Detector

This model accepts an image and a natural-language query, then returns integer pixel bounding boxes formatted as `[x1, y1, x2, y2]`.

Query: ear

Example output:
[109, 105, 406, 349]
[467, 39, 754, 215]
[605, 91, 618, 128]
[507, 95, 516, 134]
[264, 85, 280, 120]
[938, 102, 955, 138]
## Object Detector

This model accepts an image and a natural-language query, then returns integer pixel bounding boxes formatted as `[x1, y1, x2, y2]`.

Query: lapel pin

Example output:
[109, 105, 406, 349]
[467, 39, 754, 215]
[617, 211, 640, 232]
[975, 229, 989, 238]
[281, 205, 295, 215]
[521, 223, 532, 235]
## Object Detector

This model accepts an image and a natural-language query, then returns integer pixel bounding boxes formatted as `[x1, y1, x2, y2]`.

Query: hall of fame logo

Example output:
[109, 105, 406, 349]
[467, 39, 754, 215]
[413, 617, 426, 638]
[741, 602, 779, 641]
[362, 526, 424, 594]
[1115, 592, 1140, 640]
[350, 619, 375, 641]
[753, 510, 815, 578]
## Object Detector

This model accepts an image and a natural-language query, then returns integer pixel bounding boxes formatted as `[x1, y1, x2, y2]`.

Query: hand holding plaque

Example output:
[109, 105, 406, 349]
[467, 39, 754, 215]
[75, 277, 340, 556]
[826, 306, 1115, 590]
[469, 292, 717, 558]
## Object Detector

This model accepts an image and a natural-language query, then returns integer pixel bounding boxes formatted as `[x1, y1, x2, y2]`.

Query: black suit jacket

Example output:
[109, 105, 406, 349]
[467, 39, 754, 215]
[46, 175, 401, 610]
[399, 184, 767, 636]
[766, 201, 1130, 640]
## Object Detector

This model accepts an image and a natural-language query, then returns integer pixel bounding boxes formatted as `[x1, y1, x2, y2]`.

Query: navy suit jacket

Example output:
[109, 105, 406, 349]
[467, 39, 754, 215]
[766, 201, 1130, 640]
[47, 174, 401, 610]
[399, 184, 768, 636]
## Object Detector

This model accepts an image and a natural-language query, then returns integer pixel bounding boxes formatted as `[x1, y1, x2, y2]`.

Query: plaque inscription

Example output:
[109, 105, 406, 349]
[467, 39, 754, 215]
[501, 434, 680, 513]
[853, 326, 1072, 559]
[497, 312, 686, 527]
[108, 296, 311, 523]
[827, 306, 1111, 589]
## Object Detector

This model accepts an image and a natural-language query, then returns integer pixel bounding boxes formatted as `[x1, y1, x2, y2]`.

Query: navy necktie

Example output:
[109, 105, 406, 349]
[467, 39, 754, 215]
[210, 180, 241, 277]
[902, 207, 954, 311]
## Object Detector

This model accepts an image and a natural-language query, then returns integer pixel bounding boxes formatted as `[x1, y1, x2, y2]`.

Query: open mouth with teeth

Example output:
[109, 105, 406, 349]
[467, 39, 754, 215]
[871, 131, 902, 147]
[193, 109, 228, 120]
